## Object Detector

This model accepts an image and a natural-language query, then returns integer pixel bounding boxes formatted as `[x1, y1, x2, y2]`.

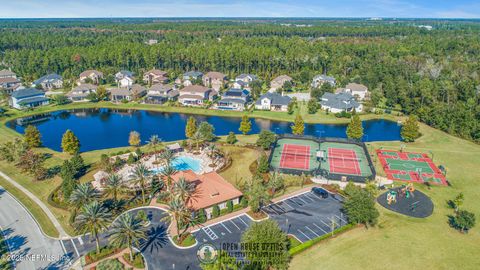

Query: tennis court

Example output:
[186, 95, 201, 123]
[377, 150, 447, 186]
[319, 142, 373, 177]
[270, 138, 320, 171]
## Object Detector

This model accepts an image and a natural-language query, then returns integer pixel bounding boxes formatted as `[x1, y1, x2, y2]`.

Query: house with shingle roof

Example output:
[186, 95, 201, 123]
[255, 92, 292, 112]
[311, 74, 336, 88]
[270, 75, 292, 91]
[233, 73, 258, 90]
[143, 69, 169, 85]
[109, 84, 146, 102]
[344, 83, 369, 100]
[9, 88, 49, 109]
[182, 71, 204, 86]
[145, 84, 179, 104]
[169, 170, 243, 219]
[115, 70, 135, 88]
[79, 70, 103, 85]
[0, 69, 17, 79]
[216, 88, 251, 111]
[203, 71, 227, 92]
[33, 73, 63, 90]
[178, 85, 217, 106]
[320, 92, 362, 113]
[66, 84, 98, 102]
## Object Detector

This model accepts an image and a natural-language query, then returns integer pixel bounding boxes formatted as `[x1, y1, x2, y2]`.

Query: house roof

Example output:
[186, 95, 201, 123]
[130, 84, 147, 95]
[145, 69, 168, 76]
[73, 84, 98, 92]
[218, 98, 247, 105]
[346, 83, 368, 92]
[235, 74, 258, 81]
[150, 83, 173, 92]
[204, 71, 227, 80]
[0, 77, 20, 84]
[109, 88, 131, 96]
[256, 92, 292, 106]
[183, 71, 203, 78]
[313, 74, 335, 83]
[33, 73, 62, 85]
[116, 70, 134, 78]
[180, 85, 211, 94]
[11, 88, 44, 99]
[170, 170, 242, 210]
[272, 75, 292, 83]
[223, 88, 249, 98]
[17, 96, 49, 105]
[80, 70, 103, 78]
[0, 69, 16, 77]
[179, 94, 204, 100]
[320, 92, 360, 110]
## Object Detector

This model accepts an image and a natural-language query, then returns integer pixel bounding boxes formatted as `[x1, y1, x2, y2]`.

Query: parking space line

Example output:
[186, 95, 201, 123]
[305, 193, 319, 201]
[301, 194, 314, 202]
[296, 196, 308, 204]
[70, 238, 80, 257]
[229, 220, 241, 230]
[288, 198, 300, 206]
[305, 226, 320, 237]
[282, 200, 296, 210]
[320, 219, 331, 229]
[238, 216, 249, 226]
[221, 222, 232, 233]
[267, 205, 281, 215]
[297, 229, 311, 241]
[335, 214, 347, 224]
[77, 236, 83, 245]
[312, 223, 328, 234]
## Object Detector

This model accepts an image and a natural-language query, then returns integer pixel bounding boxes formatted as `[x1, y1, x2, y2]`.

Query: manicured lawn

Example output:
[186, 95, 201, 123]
[291, 123, 480, 270]
[218, 144, 262, 186]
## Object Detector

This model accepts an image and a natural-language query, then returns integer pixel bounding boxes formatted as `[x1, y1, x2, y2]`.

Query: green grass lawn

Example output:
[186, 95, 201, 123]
[291, 123, 480, 270]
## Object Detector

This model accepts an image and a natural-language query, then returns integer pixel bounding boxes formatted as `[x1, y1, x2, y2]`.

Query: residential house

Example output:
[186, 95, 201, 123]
[0, 69, 17, 79]
[270, 75, 292, 91]
[182, 71, 203, 86]
[145, 84, 179, 104]
[203, 71, 227, 91]
[145, 39, 158, 45]
[115, 70, 135, 88]
[109, 84, 146, 102]
[344, 83, 369, 100]
[178, 85, 217, 106]
[320, 92, 363, 113]
[66, 84, 97, 102]
[79, 70, 103, 85]
[170, 170, 243, 219]
[311, 74, 336, 88]
[143, 69, 169, 85]
[255, 92, 292, 112]
[233, 74, 258, 90]
[216, 88, 251, 111]
[33, 73, 63, 90]
[9, 88, 49, 109]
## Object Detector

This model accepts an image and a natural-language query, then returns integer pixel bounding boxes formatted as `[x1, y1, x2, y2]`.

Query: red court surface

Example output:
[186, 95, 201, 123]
[279, 144, 311, 170]
[328, 148, 361, 175]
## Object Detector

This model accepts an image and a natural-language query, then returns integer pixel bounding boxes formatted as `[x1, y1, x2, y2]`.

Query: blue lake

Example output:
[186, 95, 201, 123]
[6, 108, 402, 152]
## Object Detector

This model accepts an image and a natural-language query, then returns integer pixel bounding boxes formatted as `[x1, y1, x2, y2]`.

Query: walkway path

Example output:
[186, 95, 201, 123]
[0, 186, 71, 270]
[0, 170, 69, 238]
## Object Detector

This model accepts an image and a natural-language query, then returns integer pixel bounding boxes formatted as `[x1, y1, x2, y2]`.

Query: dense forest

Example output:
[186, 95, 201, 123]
[0, 19, 479, 142]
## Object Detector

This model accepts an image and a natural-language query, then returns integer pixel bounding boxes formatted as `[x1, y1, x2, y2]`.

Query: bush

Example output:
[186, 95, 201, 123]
[97, 259, 124, 270]
[85, 246, 121, 264]
[241, 197, 248, 208]
[334, 111, 351, 118]
[256, 130, 276, 150]
[257, 155, 270, 174]
[226, 132, 237, 144]
[450, 210, 476, 233]
[127, 153, 136, 164]
[123, 253, 145, 269]
[227, 200, 234, 213]
[197, 209, 207, 223]
[212, 205, 220, 218]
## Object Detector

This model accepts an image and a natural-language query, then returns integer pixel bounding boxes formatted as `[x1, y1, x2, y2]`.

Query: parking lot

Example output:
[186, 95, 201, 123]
[262, 188, 348, 243]
[193, 214, 252, 244]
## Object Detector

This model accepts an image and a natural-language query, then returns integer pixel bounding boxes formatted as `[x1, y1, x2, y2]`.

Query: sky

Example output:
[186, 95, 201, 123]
[0, 0, 479, 19]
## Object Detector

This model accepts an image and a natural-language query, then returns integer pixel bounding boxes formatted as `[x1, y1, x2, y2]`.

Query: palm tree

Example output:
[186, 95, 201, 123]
[130, 163, 151, 204]
[160, 164, 178, 192]
[147, 135, 162, 161]
[74, 201, 111, 254]
[173, 176, 196, 203]
[109, 213, 147, 262]
[69, 183, 101, 210]
[159, 149, 175, 166]
[162, 197, 197, 243]
[104, 173, 125, 202]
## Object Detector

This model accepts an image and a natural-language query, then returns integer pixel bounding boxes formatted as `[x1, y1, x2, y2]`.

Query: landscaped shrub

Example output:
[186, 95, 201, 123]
[241, 197, 248, 208]
[85, 246, 121, 264]
[127, 153, 136, 164]
[123, 253, 145, 269]
[96, 258, 124, 270]
[289, 224, 354, 256]
[227, 200, 234, 213]
[197, 209, 207, 223]
[257, 155, 270, 174]
[212, 205, 220, 218]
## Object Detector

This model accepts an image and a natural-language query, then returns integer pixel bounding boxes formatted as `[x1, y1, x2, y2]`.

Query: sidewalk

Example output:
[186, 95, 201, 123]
[83, 248, 144, 270]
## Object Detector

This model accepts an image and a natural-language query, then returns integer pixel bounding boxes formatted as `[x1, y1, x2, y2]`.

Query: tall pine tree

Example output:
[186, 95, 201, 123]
[185, 116, 197, 139]
[346, 112, 363, 140]
[24, 125, 42, 148]
[61, 130, 80, 155]
[239, 115, 252, 135]
[401, 115, 420, 142]
[291, 114, 305, 135]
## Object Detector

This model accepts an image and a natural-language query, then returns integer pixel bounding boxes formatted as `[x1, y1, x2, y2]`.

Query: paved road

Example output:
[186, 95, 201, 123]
[0, 187, 71, 270]
[0, 170, 68, 238]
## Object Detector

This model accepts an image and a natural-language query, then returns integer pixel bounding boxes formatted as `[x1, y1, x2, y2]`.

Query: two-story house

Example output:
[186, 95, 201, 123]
[182, 71, 203, 86]
[145, 84, 179, 104]
[115, 70, 135, 88]
[109, 84, 146, 102]
[343, 83, 369, 100]
[320, 92, 363, 113]
[9, 88, 49, 109]
[255, 92, 292, 112]
[0, 69, 21, 95]
[216, 88, 251, 111]
[178, 85, 217, 106]
[66, 84, 98, 102]
[203, 72, 227, 92]
[32, 74, 63, 90]
[143, 69, 169, 85]
[232, 74, 258, 90]
[311, 74, 336, 88]
[79, 70, 104, 85]
[270, 75, 292, 91]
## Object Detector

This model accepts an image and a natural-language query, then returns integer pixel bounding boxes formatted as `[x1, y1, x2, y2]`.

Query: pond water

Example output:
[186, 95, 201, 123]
[6, 108, 402, 152]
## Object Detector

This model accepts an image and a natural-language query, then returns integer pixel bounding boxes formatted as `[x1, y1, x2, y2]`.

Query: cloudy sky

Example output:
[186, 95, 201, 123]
[0, 0, 479, 18]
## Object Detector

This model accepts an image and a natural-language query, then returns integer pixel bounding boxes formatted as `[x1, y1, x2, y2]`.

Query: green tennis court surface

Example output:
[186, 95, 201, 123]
[319, 142, 373, 177]
[270, 138, 320, 171]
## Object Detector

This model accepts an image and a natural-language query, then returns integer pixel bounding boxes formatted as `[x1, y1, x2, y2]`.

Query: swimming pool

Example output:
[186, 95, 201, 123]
[151, 156, 202, 174]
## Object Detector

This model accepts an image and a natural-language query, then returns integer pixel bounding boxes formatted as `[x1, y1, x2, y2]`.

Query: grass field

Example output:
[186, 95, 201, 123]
[291, 123, 480, 270]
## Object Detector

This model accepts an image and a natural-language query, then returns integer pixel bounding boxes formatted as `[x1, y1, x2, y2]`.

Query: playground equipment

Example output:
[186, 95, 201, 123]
[399, 183, 415, 199]
[387, 190, 397, 205]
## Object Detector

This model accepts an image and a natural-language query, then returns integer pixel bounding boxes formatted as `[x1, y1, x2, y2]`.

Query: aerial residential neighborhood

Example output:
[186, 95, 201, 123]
[0, 2, 479, 270]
